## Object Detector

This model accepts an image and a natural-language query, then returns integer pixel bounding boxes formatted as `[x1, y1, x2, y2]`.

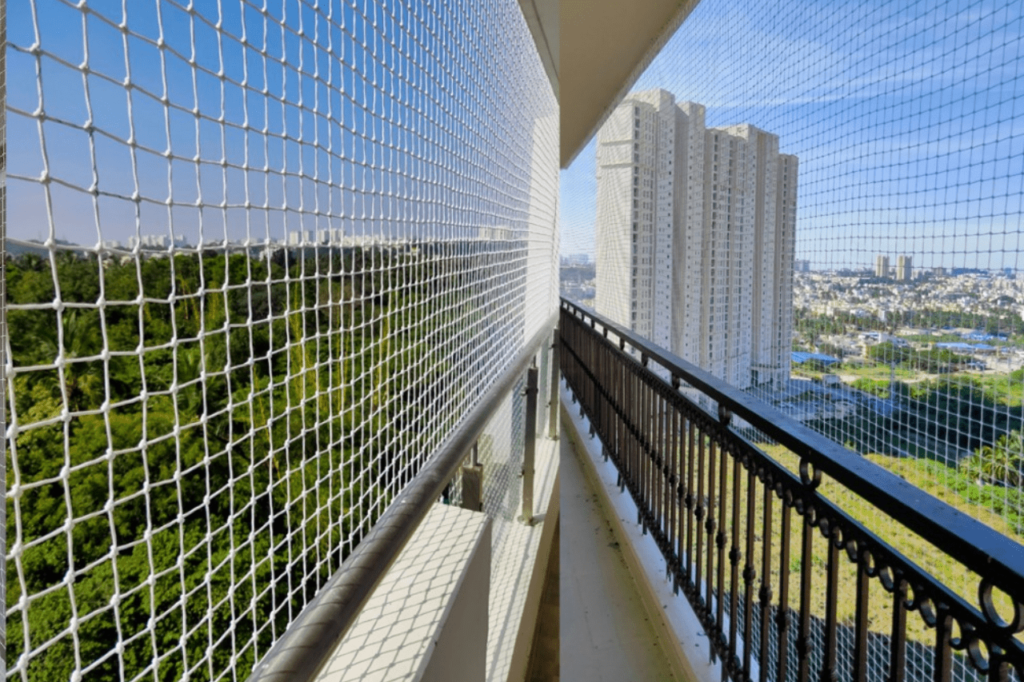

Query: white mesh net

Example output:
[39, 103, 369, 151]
[4, 0, 558, 679]
[560, 0, 1023, 680]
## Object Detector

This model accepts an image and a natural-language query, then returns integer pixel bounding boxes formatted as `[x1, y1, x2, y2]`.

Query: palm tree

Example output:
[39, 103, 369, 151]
[963, 431, 1024, 486]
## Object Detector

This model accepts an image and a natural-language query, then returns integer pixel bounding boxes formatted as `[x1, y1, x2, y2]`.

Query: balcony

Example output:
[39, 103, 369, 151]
[557, 298, 1024, 682]
[4, 0, 1024, 680]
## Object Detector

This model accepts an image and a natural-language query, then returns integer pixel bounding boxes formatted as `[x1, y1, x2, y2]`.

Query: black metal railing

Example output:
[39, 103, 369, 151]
[559, 298, 1023, 682]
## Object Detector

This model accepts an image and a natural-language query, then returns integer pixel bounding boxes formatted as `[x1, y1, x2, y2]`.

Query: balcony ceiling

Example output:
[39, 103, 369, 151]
[551, 0, 701, 167]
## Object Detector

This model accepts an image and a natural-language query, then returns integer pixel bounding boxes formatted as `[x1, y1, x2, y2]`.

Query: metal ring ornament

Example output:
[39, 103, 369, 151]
[799, 458, 822, 489]
[860, 547, 879, 578]
[949, 619, 971, 652]
[978, 577, 1023, 634]
[846, 537, 859, 564]
[798, 500, 817, 526]
[918, 595, 938, 626]
[878, 565, 897, 593]
[830, 523, 845, 549]
[903, 582, 922, 611]
[966, 637, 991, 672]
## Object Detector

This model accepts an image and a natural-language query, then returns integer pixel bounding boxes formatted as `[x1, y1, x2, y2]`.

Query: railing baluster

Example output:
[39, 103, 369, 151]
[706, 437, 718, 637]
[743, 466, 756, 682]
[641, 373, 650, 529]
[697, 430, 707, 605]
[686, 418, 696, 584]
[889, 577, 907, 682]
[625, 365, 633, 491]
[934, 607, 952, 682]
[797, 507, 814, 682]
[853, 551, 869, 682]
[636, 372, 645, 529]
[716, 438, 729, 663]
[645, 373, 651, 525]
[651, 382, 659, 532]
[988, 646, 1008, 682]
[657, 392, 666, 541]
[759, 478, 773, 682]
[549, 328, 559, 439]
[521, 365, 538, 525]
[632, 367, 639, 492]
[777, 501, 792, 682]
[650, 385, 659, 536]
[669, 400, 680, 588]
[729, 452, 742, 670]
[822, 529, 839, 682]
[663, 395, 671, 543]
[599, 339, 605, 439]
[611, 343, 619, 462]
[636, 369, 643, 500]
[653, 387, 659, 537]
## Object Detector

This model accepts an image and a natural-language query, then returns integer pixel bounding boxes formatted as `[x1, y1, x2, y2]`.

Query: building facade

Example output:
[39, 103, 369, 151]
[876, 254, 890, 278]
[595, 89, 797, 390]
[897, 254, 913, 281]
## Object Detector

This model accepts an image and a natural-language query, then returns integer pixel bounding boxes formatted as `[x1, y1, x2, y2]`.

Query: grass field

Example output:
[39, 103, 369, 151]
[705, 443, 1022, 647]
[835, 362, 921, 381]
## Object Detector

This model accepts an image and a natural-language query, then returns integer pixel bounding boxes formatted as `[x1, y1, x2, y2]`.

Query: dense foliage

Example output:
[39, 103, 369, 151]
[819, 376, 1024, 459]
[866, 341, 970, 373]
[794, 307, 1024, 338]
[5, 248, 462, 681]
[962, 429, 1024, 487]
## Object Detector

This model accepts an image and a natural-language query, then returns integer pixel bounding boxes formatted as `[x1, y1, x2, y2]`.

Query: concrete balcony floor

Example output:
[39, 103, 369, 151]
[525, 422, 684, 681]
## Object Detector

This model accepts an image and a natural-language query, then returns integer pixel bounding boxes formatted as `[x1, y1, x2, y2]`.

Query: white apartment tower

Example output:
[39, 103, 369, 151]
[876, 255, 890, 278]
[595, 89, 678, 350]
[596, 89, 797, 390]
[896, 255, 913, 282]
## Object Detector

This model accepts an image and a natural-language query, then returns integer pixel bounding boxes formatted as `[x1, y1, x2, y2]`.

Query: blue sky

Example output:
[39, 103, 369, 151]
[560, 0, 1024, 272]
[8, 0, 1022, 270]
[7, 0, 554, 247]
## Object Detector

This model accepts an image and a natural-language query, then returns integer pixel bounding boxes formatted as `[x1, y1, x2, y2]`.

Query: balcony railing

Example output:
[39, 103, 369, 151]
[248, 315, 558, 681]
[559, 297, 1024, 682]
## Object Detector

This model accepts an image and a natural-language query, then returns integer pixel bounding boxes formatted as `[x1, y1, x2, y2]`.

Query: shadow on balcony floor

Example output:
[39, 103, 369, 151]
[525, 514, 560, 682]
[560, 432, 684, 682]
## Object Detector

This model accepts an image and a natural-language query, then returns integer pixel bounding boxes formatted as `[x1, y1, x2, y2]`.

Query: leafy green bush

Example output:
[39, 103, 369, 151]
[960, 430, 1024, 486]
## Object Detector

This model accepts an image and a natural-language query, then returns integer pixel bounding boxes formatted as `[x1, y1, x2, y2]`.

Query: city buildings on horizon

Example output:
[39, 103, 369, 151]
[594, 88, 797, 390]
[874, 252, 914, 281]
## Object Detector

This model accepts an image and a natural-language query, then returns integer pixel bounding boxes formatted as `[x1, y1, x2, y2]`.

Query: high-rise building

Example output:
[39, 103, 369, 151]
[594, 89, 678, 352]
[595, 89, 797, 389]
[896, 255, 913, 281]
[876, 254, 890, 278]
